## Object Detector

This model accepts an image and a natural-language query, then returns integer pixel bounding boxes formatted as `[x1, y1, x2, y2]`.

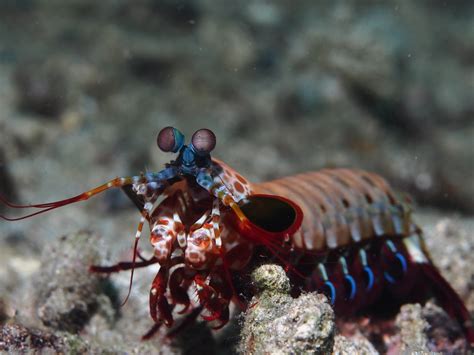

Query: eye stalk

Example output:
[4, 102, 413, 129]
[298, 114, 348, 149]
[157, 127, 185, 153]
[156, 127, 215, 174]
[191, 129, 216, 156]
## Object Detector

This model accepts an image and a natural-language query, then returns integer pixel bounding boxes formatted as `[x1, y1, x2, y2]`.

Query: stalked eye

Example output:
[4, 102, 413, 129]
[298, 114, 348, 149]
[191, 129, 216, 156]
[157, 126, 185, 153]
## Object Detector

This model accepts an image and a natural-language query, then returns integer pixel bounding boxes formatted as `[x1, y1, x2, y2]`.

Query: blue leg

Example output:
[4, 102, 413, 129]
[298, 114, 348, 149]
[383, 241, 408, 284]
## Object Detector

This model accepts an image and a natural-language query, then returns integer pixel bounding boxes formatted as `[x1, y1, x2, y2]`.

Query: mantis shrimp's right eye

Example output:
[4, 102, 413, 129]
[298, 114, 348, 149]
[157, 127, 185, 153]
[191, 128, 216, 156]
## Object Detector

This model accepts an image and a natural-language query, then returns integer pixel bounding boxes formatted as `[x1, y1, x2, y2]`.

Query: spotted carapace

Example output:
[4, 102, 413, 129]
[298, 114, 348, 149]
[1, 127, 473, 344]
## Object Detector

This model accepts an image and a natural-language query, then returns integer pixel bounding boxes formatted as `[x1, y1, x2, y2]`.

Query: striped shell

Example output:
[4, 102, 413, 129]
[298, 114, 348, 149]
[255, 169, 412, 251]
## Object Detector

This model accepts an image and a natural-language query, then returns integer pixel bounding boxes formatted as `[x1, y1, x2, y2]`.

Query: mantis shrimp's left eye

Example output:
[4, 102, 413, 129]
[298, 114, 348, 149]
[191, 129, 216, 156]
[157, 126, 185, 153]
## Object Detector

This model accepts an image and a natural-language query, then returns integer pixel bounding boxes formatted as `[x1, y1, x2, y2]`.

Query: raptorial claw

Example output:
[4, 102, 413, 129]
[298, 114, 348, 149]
[200, 311, 220, 322]
[210, 306, 229, 330]
[150, 268, 174, 327]
[201, 298, 230, 329]
[169, 268, 191, 315]
[193, 273, 230, 328]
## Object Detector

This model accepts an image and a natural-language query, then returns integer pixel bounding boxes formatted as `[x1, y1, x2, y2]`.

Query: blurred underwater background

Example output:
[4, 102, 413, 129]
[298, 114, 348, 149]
[0, 1, 473, 353]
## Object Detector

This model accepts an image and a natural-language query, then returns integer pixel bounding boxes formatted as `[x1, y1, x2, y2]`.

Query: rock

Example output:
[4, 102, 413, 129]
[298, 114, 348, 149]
[34, 230, 105, 333]
[0, 323, 128, 354]
[420, 217, 474, 311]
[332, 335, 378, 355]
[422, 302, 469, 353]
[239, 264, 335, 355]
[251, 262, 291, 295]
[0, 324, 66, 353]
[395, 304, 429, 353]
